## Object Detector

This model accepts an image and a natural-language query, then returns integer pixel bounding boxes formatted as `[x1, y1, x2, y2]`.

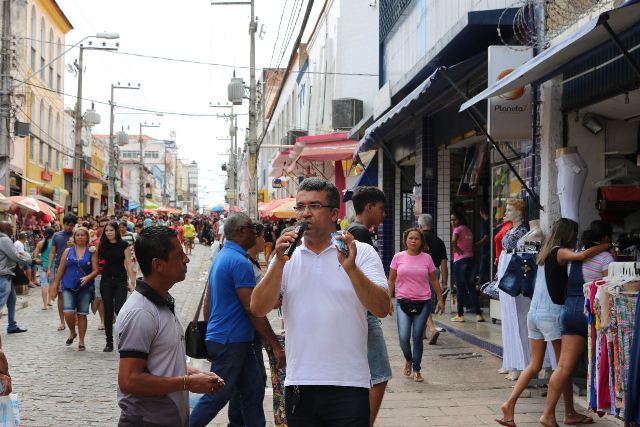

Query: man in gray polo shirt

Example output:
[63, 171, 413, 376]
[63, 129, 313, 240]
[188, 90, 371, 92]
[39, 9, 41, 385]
[117, 226, 224, 427]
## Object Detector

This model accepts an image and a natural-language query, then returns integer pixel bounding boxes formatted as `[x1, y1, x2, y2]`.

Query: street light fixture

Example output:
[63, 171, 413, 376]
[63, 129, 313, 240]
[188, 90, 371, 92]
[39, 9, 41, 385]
[71, 33, 120, 215]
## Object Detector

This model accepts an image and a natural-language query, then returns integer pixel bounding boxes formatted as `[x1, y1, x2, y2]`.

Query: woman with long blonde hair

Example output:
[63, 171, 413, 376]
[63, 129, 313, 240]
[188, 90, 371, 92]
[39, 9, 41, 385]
[497, 218, 611, 427]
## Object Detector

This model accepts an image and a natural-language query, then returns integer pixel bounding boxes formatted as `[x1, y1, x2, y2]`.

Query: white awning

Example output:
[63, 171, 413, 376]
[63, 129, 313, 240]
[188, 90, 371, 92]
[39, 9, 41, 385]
[460, 1, 640, 111]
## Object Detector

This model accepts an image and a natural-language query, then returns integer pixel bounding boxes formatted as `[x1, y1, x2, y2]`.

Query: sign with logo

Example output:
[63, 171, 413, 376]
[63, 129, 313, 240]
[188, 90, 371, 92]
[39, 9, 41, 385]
[488, 46, 533, 141]
[272, 178, 287, 188]
[41, 170, 53, 182]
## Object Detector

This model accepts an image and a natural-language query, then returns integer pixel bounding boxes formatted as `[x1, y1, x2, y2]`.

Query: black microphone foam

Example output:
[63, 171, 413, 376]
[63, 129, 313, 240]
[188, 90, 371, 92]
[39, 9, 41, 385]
[282, 220, 307, 261]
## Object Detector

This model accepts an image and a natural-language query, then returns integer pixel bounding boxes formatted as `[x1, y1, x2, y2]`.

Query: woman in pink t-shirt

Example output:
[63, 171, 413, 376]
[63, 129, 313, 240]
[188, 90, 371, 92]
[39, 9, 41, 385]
[450, 212, 483, 322]
[388, 228, 445, 382]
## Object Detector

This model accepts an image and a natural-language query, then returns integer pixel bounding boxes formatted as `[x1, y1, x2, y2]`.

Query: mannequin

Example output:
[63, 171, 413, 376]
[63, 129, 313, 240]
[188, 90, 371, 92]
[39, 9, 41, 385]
[519, 219, 543, 247]
[497, 199, 531, 380]
[556, 147, 587, 223]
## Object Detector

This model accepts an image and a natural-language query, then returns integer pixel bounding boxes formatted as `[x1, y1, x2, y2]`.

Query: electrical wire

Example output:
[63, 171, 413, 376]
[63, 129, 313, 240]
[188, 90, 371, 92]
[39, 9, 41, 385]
[10, 77, 250, 117]
[16, 36, 378, 77]
[267, 0, 290, 70]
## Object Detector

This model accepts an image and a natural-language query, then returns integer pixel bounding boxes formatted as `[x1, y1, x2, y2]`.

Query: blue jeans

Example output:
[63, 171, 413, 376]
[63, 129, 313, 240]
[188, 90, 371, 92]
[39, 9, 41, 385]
[189, 341, 266, 427]
[0, 276, 17, 331]
[453, 257, 480, 316]
[396, 299, 431, 373]
[227, 335, 266, 427]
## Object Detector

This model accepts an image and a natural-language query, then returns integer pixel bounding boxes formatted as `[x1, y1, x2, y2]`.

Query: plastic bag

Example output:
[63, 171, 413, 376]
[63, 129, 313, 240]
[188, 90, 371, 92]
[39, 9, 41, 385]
[211, 241, 221, 261]
[0, 394, 20, 427]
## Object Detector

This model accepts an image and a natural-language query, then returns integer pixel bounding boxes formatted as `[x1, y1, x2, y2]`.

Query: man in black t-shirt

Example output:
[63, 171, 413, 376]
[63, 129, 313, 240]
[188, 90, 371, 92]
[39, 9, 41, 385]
[345, 186, 390, 427]
[417, 213, 449, 344]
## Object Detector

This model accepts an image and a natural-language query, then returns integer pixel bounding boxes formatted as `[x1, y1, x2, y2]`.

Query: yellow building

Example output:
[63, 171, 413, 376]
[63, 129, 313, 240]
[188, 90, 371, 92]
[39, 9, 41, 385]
[19, 1, 72, 204]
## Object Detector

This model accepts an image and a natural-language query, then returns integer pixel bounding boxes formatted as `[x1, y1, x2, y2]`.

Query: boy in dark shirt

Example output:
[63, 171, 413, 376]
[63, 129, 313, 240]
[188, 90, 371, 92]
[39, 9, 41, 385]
[345, 186, 389, 427]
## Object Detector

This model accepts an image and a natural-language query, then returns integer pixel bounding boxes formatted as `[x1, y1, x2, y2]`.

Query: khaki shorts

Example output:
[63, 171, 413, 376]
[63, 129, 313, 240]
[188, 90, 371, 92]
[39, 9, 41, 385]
[184, 236, 195, 245]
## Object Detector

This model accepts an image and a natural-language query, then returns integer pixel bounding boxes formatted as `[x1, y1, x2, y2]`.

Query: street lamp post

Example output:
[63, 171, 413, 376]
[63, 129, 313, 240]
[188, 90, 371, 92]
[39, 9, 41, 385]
[71, 34, 119, 215]
[108, 83, 140, 216]
[138, 122, 160, 212]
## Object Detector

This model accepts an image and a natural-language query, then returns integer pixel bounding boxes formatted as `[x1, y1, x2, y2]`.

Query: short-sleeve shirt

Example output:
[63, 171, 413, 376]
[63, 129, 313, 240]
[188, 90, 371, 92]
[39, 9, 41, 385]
[582, 251, 614, 283]
[51, 230, 73, 266]
[116, 281, 188, 427]
[182, 224, 195, 238]
[99, 240, 129, 278]
[277, 240, 387, 388]
[143, 218, 152, 228]
[422, 231, 447, 267]
[390, 251, 436, 301]
[346, 221, 375, 248]
[205, 241, 256, 344]
[452, 225, 473, 262]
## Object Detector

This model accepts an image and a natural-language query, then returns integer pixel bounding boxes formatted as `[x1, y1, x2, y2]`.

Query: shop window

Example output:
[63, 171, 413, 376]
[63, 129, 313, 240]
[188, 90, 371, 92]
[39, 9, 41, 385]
[48, 28, 54, 87]
[39, 140, 45, 166]
[55, 150, 60, 172]
[39, 18, 45, 80]
[48, 146, 53, 169]
[56, 39, 61, 92]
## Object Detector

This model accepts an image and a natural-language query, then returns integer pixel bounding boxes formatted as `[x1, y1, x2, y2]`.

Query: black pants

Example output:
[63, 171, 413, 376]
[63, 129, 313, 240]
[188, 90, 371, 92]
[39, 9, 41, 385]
[284, 385, 369, 427]
[101, 275, 128, 344]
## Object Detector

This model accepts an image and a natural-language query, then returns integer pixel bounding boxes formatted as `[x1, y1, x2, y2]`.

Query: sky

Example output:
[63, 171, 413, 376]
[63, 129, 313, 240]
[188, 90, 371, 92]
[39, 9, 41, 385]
[56, 0, 323, 210]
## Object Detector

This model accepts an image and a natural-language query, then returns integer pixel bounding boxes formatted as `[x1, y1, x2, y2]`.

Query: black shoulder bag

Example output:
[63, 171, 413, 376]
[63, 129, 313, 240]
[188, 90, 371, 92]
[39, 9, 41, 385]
[185, 285, 208, 359]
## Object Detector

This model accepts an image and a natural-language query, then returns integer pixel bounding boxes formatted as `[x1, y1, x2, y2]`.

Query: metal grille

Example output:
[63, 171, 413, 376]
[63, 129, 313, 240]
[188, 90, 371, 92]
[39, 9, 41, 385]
[379, 0, 413, 43]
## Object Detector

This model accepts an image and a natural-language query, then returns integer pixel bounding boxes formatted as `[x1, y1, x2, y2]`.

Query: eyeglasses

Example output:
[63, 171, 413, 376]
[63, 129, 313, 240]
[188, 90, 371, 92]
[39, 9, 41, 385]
[293, 203, 336, 212]
[238, 224, 260, 233]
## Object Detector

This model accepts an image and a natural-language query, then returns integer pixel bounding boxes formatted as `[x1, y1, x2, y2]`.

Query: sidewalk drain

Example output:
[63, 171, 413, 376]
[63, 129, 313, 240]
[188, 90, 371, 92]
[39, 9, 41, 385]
[438, 352, 482, 360]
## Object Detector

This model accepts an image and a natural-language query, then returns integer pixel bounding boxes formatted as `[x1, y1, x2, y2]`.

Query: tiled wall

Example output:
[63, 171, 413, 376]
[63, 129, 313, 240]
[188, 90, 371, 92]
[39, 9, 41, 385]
[437, 145, 451, 279]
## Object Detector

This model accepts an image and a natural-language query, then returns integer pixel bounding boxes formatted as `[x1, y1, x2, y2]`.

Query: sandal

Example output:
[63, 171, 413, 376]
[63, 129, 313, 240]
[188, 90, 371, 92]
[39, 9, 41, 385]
[57, 325, 65, 331]
[564, 414, 594, 425]
[428, 331, 440, 345]
[78, 344, 85, 351]
[495, 418, 517, 427]
[65, 334, 77, 346]
[403, 361, 412, 377]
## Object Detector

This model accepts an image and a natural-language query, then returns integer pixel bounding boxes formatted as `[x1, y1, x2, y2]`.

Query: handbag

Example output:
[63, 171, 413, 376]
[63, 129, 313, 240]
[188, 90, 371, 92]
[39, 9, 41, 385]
[398, 299, 426, 316]
[11, 266, 29, 287]
[185, 284, 208, 359]
[480, 280, 500, 300]
[497, 253, 538, 298]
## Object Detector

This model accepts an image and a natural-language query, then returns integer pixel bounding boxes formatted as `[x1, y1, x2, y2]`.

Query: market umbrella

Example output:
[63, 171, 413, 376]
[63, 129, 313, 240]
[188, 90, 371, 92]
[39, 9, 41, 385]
[260, 197, 295, 218]
[144, 200, 159, 210]
[7, 196, 57, 218]
[210, 204, 225, 212]
[31, 194, 64, 214]
[270, 199, 297, 219]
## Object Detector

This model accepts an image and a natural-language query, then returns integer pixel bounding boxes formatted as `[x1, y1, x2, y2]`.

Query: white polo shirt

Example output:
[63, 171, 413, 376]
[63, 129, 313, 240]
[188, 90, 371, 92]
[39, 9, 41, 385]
[279, 240, 387, 388]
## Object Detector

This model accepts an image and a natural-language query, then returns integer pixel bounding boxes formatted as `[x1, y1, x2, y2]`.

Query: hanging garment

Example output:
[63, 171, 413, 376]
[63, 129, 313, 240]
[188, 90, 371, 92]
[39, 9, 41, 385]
[624, 289, 640, 424]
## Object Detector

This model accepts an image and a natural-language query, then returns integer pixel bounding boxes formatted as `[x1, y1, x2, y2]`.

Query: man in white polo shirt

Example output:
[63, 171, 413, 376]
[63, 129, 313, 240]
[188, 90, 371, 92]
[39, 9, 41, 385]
[251, 178, 390, 426]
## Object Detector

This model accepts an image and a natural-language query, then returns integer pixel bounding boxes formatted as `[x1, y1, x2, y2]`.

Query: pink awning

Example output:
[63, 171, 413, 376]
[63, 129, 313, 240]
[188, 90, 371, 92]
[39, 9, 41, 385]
[294, 132, 357, 162]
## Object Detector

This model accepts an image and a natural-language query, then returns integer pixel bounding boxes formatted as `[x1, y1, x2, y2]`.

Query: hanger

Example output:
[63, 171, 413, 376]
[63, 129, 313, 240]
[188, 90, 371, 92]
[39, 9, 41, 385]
[593, 164, 640, 187]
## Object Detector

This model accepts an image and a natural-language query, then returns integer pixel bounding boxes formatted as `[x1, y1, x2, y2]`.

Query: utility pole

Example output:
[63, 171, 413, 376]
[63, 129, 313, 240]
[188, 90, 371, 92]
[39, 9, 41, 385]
[0, 0, 10, 197]
[211, 0, 257, 218]
[210, 103, 237, 209]
[108, 83, 139, 216]
[71, 37, 119, 214]
[138, 122, 160, 212]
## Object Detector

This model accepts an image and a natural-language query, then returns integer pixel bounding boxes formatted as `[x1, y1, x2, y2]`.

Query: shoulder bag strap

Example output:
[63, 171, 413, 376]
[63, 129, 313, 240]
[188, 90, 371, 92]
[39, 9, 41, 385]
[193, 282, 207, 322]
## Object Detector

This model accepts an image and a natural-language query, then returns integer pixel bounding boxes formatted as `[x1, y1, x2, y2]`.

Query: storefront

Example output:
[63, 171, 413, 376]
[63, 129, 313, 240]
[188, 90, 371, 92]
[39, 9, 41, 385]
[462, 1, 640, 418]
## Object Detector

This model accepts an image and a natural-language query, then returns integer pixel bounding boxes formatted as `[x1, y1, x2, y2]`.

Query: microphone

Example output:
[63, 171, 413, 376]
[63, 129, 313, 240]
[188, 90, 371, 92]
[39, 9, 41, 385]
[282, 220, 307, 261]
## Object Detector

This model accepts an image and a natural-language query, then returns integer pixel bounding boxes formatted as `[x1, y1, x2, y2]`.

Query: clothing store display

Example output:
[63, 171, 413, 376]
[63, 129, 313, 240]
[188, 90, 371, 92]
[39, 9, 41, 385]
[584, 263, 640, 419]
[625, 288, 640, 424]
[498, 253, 537, 298]
[556, 149, 587, 223]
[494, 222, 513, 262]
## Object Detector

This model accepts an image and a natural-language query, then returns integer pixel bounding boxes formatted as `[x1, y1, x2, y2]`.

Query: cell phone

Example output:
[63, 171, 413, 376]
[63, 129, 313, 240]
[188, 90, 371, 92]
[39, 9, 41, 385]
[331, 231, 349, 257]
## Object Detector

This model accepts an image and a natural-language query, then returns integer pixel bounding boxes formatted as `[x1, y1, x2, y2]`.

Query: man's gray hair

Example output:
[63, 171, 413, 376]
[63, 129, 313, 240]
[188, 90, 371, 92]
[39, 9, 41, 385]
[298, 177, 340, 208]
[417, 214, 433, 229]
[224, 212, 252, 241]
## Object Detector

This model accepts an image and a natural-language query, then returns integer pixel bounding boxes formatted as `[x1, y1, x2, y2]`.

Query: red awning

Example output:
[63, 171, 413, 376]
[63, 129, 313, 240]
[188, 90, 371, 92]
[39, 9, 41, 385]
[83, 168, 105, 183]
[294, 132, 358, 162]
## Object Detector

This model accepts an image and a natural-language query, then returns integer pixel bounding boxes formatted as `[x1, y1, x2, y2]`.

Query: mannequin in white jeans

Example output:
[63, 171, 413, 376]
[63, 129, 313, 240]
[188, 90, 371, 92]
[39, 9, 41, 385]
[555, 147, 587, 223]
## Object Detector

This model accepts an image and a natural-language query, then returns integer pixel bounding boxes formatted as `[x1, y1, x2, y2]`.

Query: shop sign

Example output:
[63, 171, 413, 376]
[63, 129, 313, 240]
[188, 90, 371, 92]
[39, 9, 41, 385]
[488, 46, 533, 141]
[41, 170, 53, 181]
[272, 178, 286, 188]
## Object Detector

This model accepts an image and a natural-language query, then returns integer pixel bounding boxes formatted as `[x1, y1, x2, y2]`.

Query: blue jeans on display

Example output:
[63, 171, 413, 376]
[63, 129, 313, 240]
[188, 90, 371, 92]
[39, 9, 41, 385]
[396, 299, 432, 373]
[189, 340, 266, 427]
[453, 257, 480, 316]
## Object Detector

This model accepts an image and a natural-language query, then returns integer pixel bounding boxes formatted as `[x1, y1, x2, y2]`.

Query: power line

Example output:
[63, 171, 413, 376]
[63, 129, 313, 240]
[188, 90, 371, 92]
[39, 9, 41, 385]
[10, 77, 250, 117]
[268, 0, 290, 70]
[15, 37, 378, 77]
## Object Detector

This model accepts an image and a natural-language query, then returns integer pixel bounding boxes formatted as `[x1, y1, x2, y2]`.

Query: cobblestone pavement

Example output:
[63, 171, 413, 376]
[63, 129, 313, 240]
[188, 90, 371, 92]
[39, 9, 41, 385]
[1, 244, 624, 426]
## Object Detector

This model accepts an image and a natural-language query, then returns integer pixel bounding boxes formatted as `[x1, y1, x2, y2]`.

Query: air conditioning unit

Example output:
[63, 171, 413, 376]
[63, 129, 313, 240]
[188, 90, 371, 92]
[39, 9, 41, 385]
[287, 129, 307, 145]
[332, 98, 363, 130]
[14, 121, 29, 137]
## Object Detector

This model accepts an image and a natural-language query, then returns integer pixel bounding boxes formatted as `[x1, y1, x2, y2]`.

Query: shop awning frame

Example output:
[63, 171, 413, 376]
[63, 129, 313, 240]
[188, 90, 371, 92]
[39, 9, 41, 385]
[460, 1, 640, 111]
